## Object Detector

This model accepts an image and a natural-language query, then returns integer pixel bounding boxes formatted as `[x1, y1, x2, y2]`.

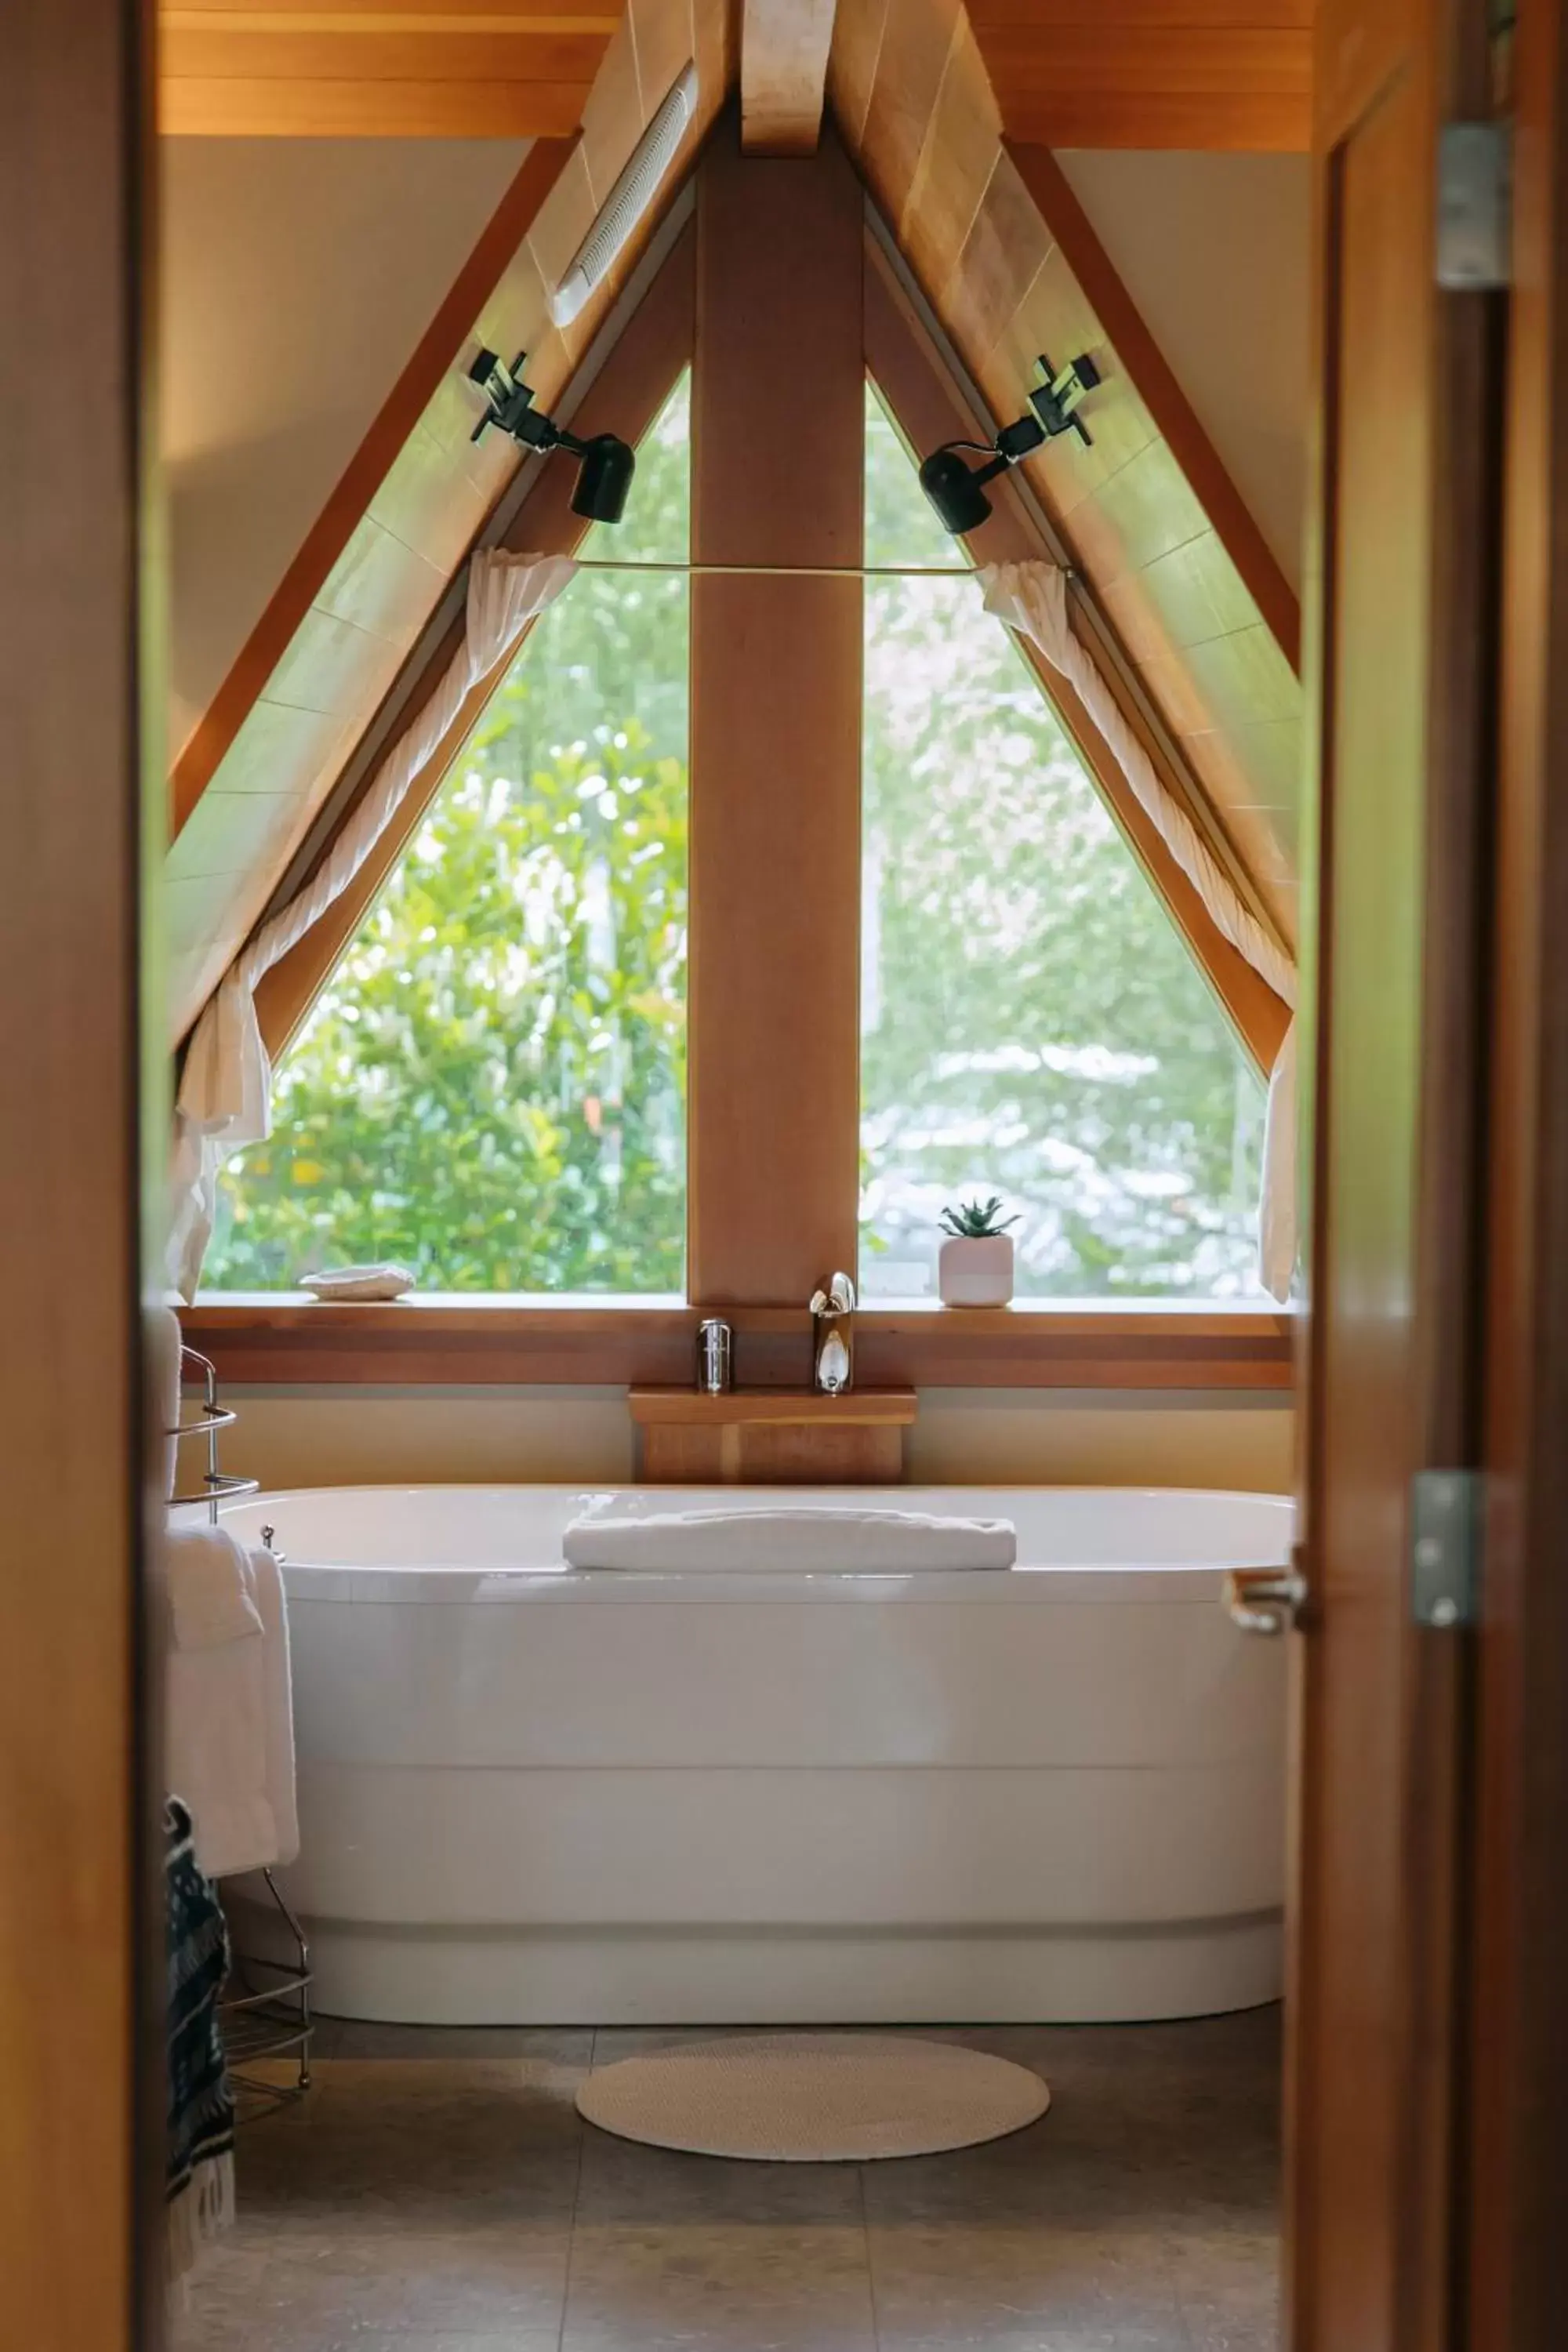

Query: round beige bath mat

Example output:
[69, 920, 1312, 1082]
[575, 2033, 1051, 2161]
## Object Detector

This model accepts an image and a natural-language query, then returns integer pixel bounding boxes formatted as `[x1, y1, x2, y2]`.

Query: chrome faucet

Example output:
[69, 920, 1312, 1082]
[809, 1271, 856, 1395]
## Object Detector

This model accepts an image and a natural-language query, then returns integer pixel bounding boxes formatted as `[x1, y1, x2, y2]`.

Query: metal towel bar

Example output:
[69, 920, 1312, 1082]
[166, 1344, 311, 2112]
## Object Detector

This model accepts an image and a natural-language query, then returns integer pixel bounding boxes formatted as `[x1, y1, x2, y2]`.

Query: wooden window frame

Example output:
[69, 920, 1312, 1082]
[190, 118, 1296, 1396]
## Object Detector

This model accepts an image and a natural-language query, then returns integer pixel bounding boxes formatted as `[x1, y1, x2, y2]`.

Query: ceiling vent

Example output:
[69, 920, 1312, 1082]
[549, 62, 699, 328]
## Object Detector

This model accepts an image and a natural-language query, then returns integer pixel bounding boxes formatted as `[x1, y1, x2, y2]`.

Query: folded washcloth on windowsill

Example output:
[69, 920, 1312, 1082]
[561, 1508, 1018, 1573]
[299, 1263, 415, 1301]
[164, 1523, 265, 1652]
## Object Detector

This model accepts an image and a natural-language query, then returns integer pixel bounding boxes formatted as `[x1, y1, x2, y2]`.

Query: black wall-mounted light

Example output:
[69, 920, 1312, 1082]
[466, 347, 636, 524]
[919, 351, 1102, 536]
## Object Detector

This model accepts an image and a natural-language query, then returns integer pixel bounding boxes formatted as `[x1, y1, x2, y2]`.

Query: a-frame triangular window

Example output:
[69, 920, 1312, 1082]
[205, 375, 691, 1294]
[859, 383, 1266, 1299]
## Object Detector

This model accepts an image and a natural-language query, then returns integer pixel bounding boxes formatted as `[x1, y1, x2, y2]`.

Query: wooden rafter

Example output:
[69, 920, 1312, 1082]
[739, 0, 839, 154]
[863, 230, 1291, 1078]
[159, 0, 618, 136]
[167, 0, 732, 1044]
[252, 219, 697, 1061]
[171, 134, 573, 835]
[1004, 140, 1301, 670]
[171, 0, 1307, 1094]
[831, 0, 1306, 954]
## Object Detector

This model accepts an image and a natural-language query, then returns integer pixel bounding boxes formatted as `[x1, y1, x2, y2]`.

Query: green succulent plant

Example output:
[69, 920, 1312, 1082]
[938, 1196, 1019, 1241]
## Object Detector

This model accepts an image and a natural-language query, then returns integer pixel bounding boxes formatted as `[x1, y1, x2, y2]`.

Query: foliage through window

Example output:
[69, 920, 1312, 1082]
[205, 377, 691, 1293]
[205, 371, 1267, 1302]
[858, 383, 1265, 1299]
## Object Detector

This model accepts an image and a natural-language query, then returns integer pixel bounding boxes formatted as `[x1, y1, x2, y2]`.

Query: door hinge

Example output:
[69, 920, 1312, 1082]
[1437, 122, 1512, 289]
[1410, 1470, 1483, 1628]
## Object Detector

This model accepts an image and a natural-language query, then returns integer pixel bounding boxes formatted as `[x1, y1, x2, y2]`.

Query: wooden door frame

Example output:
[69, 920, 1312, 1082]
[0, 0, 160, 2346]
[1286, 0, 1498, 2342]
[1466, 0, 1568, 2337]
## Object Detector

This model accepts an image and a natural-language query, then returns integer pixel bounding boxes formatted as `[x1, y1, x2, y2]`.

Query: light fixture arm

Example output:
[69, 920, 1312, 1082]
[466, 348, 557, 450]
[917, 351, 1102, 536]
[1027, 350, 1102, 449]
[465, 347, 637, 525]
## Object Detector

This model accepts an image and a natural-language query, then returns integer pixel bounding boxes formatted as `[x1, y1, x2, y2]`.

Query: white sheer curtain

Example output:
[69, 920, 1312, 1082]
[169, 549, 577, 1299]
[978, 559, 1299, 1301]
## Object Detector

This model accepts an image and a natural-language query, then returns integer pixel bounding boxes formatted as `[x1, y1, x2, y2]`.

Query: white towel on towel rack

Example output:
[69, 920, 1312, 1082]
[251, 1541, 299, 1868]
[148, 1303, 183, 1502]
[165, 1523, 265, 1652]
[561, 1508, 1018, 1573]
[165, 1531, 298, 1880]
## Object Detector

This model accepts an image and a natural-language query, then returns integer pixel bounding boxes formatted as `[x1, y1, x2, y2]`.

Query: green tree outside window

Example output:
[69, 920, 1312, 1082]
[206, 376, 1264, 1299]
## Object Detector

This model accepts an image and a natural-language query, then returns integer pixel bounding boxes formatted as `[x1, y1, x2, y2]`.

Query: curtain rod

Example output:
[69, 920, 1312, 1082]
[563, 557, 1075, 579]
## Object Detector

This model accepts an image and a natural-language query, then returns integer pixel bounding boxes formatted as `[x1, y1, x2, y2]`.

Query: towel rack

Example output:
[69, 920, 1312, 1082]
[166, 1345, 312, 2114]
[169, 1345, 259, 1519]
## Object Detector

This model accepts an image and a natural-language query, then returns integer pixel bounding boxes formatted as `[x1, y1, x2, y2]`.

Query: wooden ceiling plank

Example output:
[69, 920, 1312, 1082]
[168, 2, 615, 20]
[162, 75, 593, 132]
[980, 27, 1309, 95]
[966, 0, 1310, 23]
[855, 0, 958, 221]
[628, 0, 699, 124]
[1006, 140, 1300, 665]
[898, 8, 1001, 294]
[999, 89, 1309, 150]
[740, 0, 839, 153]
[824, 0, 890, 152]
[579, 10, 648, 200]
[938, 146, 1050, 383]
[162, 27, 608, 74]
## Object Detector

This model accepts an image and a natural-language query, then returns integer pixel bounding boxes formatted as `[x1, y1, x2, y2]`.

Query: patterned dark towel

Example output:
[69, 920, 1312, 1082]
[165, 1795, 234, 2278]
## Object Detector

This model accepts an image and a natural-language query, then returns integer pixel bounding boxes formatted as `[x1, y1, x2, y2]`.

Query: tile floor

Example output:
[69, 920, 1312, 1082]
[172, 2009, 1280, 2352]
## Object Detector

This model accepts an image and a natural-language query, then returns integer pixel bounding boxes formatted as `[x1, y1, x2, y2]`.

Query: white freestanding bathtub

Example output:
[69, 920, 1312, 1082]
[219, 1483, 1292, 2027]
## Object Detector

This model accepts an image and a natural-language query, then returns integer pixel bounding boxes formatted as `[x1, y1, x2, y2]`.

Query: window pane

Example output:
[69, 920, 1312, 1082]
[865, 383, 967, 571]
[205, 378, 691, 1295]
[859, 391, 1266, 1298]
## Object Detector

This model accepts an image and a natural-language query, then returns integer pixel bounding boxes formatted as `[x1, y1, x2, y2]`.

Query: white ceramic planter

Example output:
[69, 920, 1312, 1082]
[938, 1233, 1014, 1307]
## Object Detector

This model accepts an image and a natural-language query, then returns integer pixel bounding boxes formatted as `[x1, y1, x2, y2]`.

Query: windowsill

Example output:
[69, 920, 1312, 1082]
[180, 1294, 1296, 1392]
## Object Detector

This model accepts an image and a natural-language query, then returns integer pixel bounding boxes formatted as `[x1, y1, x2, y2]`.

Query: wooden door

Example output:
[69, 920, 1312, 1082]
[1465, 0, 1568, 2339]
[0, 2, 160, 2347]
[1286, 0, 1497, 2344]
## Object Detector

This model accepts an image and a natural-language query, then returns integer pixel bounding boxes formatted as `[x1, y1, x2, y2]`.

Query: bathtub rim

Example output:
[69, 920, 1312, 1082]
[212, 1479, 1293, 1605]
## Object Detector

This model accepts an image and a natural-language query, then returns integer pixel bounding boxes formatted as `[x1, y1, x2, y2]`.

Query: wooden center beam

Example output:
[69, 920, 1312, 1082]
[740, 0, 839, 154]
[688, 114, 864, 1303]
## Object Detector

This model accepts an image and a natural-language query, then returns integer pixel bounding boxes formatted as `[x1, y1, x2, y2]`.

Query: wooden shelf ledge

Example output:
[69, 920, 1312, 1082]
[630, 1386, 917, 1483]
[178, 1296, 1296, 1393]
[629, 1386, 918, 1426]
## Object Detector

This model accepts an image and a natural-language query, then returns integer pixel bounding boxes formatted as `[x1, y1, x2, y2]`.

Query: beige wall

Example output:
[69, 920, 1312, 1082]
[162, 136, 528, 753]
[1054, 151, 1312, 590]
[218, 1385, 1294, 1495]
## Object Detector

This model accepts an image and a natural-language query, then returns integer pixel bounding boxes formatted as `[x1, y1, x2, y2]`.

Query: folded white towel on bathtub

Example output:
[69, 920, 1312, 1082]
[561, 1508, 1018, 1573]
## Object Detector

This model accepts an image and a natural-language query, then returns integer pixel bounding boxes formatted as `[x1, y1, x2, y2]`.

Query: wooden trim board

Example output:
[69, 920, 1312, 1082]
[177, 1298, 1296, 1391]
